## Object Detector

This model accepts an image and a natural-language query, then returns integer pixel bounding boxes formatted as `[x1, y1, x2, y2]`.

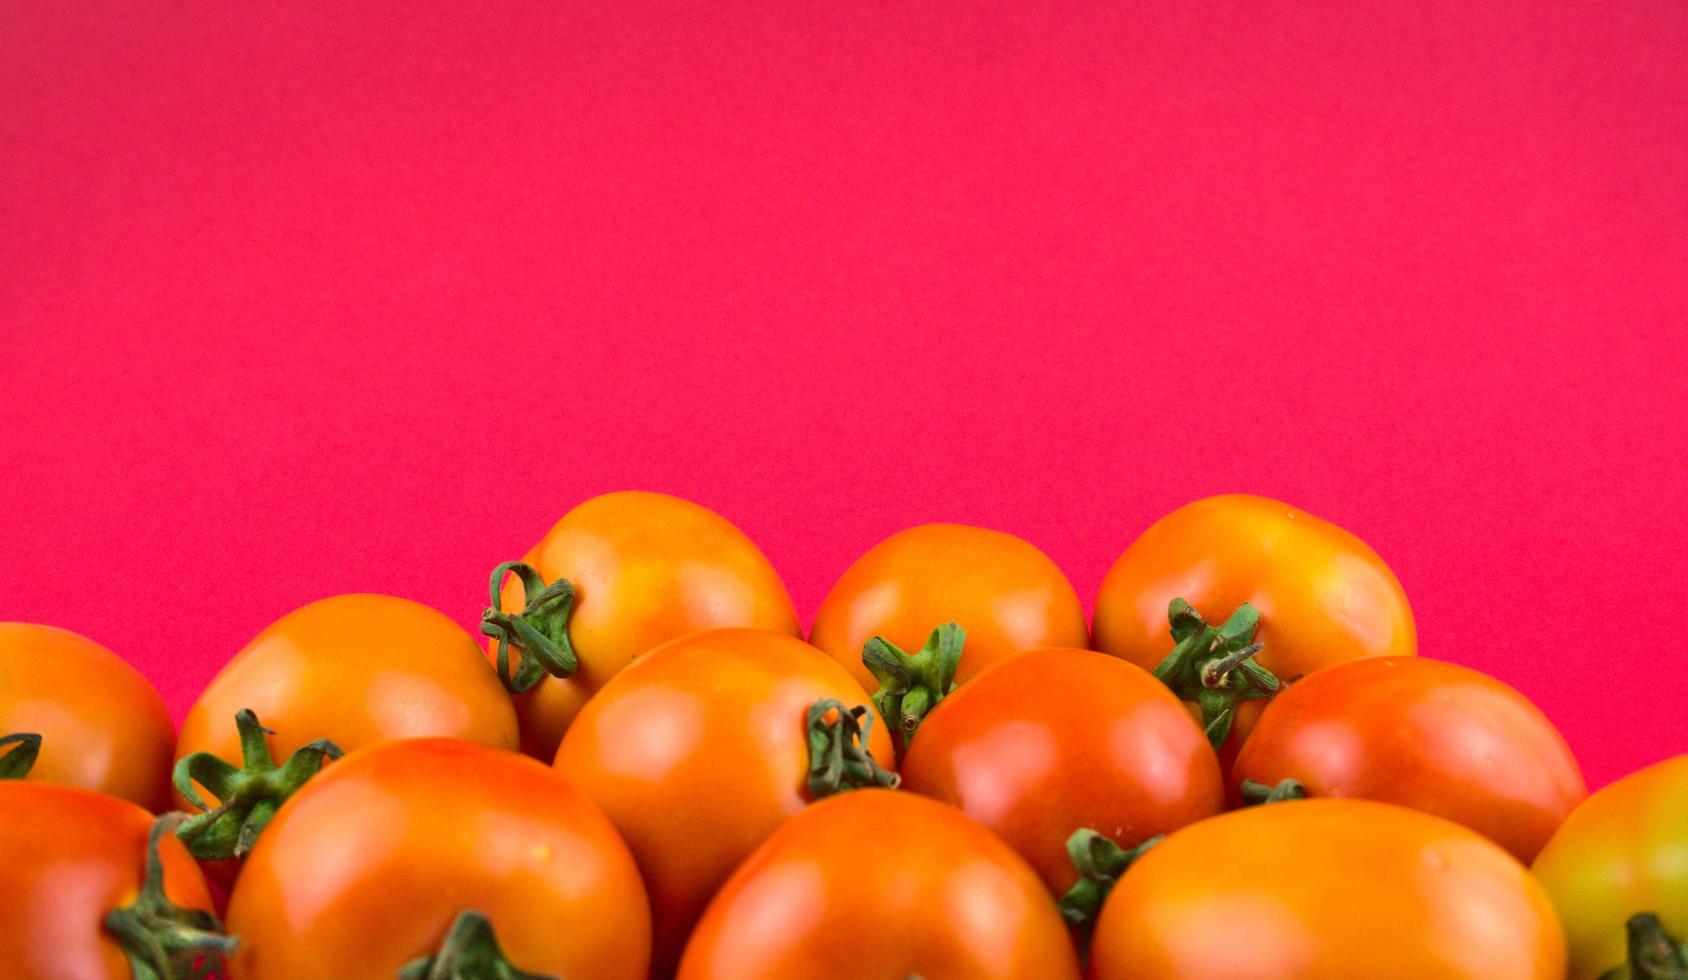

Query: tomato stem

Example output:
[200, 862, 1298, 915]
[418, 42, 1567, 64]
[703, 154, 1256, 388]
[1059, 829, 1162, 934]
[103, 813, 238, 980]
[0, 731, 41, 779]
[1609, 913, 1688, 980]
[805, 699, 900, 798]
[481, 561, 579, 694]
[173, 709, 342, 860]
[1239, 778, 1307, 806]
[862, 623, 964, 755]
[1153, 599, 1279, 749]
[398, 909, 556, 980]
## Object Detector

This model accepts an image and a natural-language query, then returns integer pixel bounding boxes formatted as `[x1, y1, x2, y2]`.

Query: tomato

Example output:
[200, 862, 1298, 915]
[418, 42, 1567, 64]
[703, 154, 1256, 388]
[0, 781, 228, 980]
[1532, 753, 1688, 980]
[1232, 657, 1585, 863]
[809, 522, 1087, 698]
[554, 628, 896, 973]
[898, 647, 1223, 902]
[678, 788, 1080, 980]
[485, 490, 800, 759]
[1093, 495, 1416, 754]
[1089, 798, 1565, 980]
[0, 623, 175, 811]
[224, 738, 650, 979]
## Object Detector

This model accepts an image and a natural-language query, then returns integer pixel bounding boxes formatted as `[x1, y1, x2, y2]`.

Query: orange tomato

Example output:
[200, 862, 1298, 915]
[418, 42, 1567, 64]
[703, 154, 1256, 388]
[487, 491, 800, 759]
[554, 628, 895, 973]
[0, 781, 228, 980]
[175, 594, 517, 812]
[0, 623, 175, 811]
[1093, 495, 1416, 752]
[899, 648, 1222, 899]
[809, 523, 1087, 694]
[1233, 657, 1585, 863]
[1089, 799, 1565, 980]
[224, 738, 650, 979]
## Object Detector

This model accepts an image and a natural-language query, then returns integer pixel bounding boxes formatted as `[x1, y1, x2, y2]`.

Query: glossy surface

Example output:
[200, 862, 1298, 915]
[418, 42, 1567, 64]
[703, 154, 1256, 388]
[176, 594, 517, 808]
[900, 647, 1223, 893]
[678, 789, 1080, 980]
[1532, 753, 1688, 980]
[0, 623, 175, 811]
[1234, 657, 1584, 863]
[499, 491, 800, 758]
[0, 781, 216, 980]
[225, 738, 649, 979]
[554, 628, 893, 973]
[1090, 799, 1565, 980]
[809, 523, 1088, 692]
[1093, 495, 1416, 750]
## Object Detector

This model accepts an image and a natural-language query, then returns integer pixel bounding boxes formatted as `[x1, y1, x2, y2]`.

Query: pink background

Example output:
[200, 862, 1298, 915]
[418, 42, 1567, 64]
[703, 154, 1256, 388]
[4, 3, 1685, 789]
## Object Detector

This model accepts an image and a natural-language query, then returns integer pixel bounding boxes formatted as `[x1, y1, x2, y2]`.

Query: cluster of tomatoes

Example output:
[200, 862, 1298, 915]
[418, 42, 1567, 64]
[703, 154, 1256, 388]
[2, 491, 1683, 979]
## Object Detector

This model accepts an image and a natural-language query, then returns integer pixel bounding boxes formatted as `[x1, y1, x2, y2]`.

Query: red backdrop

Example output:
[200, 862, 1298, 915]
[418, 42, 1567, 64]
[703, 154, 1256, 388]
[4, 2, 1685, 789]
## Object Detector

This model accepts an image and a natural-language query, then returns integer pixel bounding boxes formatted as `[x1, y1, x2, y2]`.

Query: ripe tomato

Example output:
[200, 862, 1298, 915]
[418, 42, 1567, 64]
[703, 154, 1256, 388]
[678, 789, 1081, 980]
[1090, 798, 1565, 980]
[1232, 657, 1585, 863]
[1532, 753, 1688, 980]
[1092, 495, 1416, 753]
[0, 623, 175, 811]
[224, 738, 650, 980]
[0, 781, 229, 980]
[898, 647, 1222, 902]
[485, 490, 800, 759]
[554, 628, 896, 973]
[809, 522, 1087, 699]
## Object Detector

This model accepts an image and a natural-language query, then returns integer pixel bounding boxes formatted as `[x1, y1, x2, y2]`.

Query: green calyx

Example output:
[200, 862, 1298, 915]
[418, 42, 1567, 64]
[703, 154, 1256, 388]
[1153, 599, 1279, 749]
[103, 813, 239, 980]
[398, 910, 557, 980]
[1058, 829, 1162, 932]
[805, 699, 901, 799]
[481, 561, 579, 694]
[863, 623, 964, 753]
[1239, 778, 1307, 806]
[1600, 913, 1688, 980]
[173, 709, 342, 861]
[0, 731, 42, 779]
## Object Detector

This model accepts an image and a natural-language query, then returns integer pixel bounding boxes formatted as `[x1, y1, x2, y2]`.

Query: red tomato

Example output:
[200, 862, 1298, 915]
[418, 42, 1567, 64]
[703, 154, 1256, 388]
[0, 781, 228, 980]
[678, 789, 1081, 980]
[0, 623, 175, 811]
[899, 647, 1223, 899]
[554, 628, 895, 973]
[1233, 656, 1585, 863]
[1090, 799, 1566, 980]
[224, 738, 650, 979]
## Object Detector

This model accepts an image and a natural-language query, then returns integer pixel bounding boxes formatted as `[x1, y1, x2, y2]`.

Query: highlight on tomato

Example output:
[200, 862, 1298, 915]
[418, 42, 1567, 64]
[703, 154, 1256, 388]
[0, 622, 175, 811]
[1092, 495, 1416, 755]
[808, 523, 1087, 735]
[897, 647, 1222, 910]
[223, 738, 651, 980]
[1231, 656, 1585, 863]
[1532, 752, 1688, 980]
[554, 627, 896, 973]
[1088, 798, 1566, 980]
[677, 789, 1081, 980]
[173, 594, 517, 858]
[0, 780, 232, 980]
[482, 490, 800, 759]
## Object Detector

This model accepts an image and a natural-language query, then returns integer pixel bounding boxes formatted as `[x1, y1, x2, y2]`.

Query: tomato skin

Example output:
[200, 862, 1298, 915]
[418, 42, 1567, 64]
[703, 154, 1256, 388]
[1232, 657, 1585, 863]
[0, 623, 174, 811]
[498, 491, 800, 758]
[899, 647, 1223, 894]
[678, 789, 1080, 980]
[224, 738, 650, 979]
[1090, 798, 1564, 980]
[554, 628, 894, 973]
[175, 594, 517, 809]
[0, 781, 216, 980]
[1531, 753, 1688, 980]
[809, 523, 1088, 692]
